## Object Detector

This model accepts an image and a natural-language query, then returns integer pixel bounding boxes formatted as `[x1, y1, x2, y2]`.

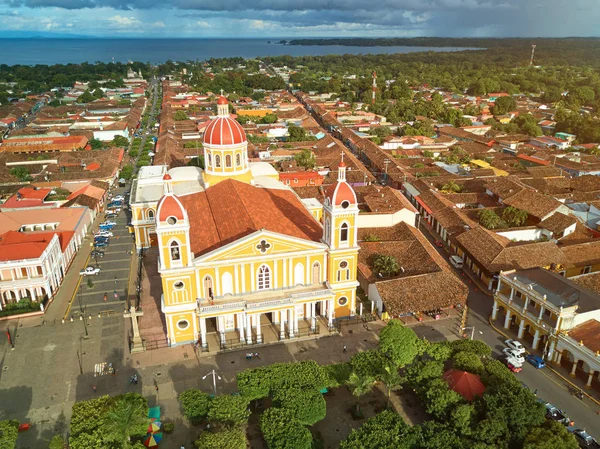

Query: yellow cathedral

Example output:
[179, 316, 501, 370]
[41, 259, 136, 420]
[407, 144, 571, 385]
[152, 96, 360, 348]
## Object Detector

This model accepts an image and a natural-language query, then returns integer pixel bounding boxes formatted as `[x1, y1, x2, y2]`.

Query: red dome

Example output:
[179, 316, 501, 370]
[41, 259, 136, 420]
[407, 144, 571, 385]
[325, 181, 357, 206]
[157, 194, 186, 222]
[203, 116, 247, 146]
[163, 173, 172, 181]
[217, 96, 228, 105]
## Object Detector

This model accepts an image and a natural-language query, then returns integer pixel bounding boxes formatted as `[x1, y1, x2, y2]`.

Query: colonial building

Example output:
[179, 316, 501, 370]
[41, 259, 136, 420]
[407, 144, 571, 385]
[150, 97, 360, 347]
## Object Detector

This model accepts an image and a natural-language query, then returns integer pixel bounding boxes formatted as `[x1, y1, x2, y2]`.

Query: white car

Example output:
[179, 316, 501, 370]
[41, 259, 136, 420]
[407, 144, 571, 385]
[502, 348, 525, 365]
[112, 195, 125, 202]
[95, 230, 113, 238]
[101, 221, 117, 227]
[80, 266, 100, 276]
[505, 339, 526, 355]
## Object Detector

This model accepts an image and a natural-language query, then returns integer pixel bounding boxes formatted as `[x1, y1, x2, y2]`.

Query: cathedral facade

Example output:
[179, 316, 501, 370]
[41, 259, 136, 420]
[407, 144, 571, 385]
[147, 97, 360, 347]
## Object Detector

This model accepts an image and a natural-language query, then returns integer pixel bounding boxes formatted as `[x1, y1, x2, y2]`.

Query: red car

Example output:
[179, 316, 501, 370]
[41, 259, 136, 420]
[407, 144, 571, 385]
[434, 240, 444, 248]
[505, 361, 522, 373]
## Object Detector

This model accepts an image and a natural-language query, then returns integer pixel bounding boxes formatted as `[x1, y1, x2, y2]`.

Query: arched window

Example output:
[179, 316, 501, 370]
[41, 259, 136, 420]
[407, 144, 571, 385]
[215, 155, 221, 167]
[312, 262, 321, 284]
[236, 154, 241, 166]
[257, 265, 271, 290]
[207, 153, 212, 167]
[147, 209, 155, 220]
[222, 272, 233, 295]
[203, 275, 214, 299]
[170, 241, 181, 261]
[340, 222, 349, 243]
[324, 218, 330, 242]
[337, 261, 349, 282]
[294, 263, 305, 286]
[225, 154, 232, 168]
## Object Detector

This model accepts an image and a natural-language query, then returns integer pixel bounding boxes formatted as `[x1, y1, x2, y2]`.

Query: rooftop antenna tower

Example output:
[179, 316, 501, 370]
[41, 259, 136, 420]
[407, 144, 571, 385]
[372, 71, 377, 105]
[530, 44, 536, 66]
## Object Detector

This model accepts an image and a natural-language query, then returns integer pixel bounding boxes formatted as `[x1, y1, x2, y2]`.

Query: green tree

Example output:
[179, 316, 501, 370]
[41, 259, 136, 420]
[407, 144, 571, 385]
[78, 91, 95, 103]
[251, 91, 265, 102]
[49, 435, 65, 449]
[194, 427, 246, 449]
[120, 164, 134, 180]
[179, 389, 212, 424]
[0, 420, 19, 449]
[272, 388, 326, 426]
[187, 155, 205, 169]
[339, 410, 410, 449]
[378, 320, 419, 368]
[10, 167, 32, 182]
[379, 364, 403, 406]
[423, 378, 464, 420]
[111, 135, 129, 147]
[89, 138, 104, 150]
[347, 371, 376, 416]
[522, 421, 579, 449]
[373, 254, 400, 277]
[441, 180, 462, 193]
[288, 124, 311, 142]
[453, 351, 484, 375]
[477, 209, 501, 230]
[260, 408, 312, 449]
[260, 113, 278, 124]
[502, 206, 528, 227]
[173, 110, 189, 121]
[293, 149, 316, 170]
[450, 339, 492, 357]
[206, 394, 250, 427]
[492, 96, 516, 115]
[104, 396, 148, 447]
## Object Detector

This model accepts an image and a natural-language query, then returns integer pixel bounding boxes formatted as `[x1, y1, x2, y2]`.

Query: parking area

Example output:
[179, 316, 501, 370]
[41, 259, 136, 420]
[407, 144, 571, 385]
[70, 186, 135, 318]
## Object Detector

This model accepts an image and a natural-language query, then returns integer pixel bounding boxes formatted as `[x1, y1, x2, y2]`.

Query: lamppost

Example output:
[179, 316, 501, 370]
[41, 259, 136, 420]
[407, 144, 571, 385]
[78, 285, 88, 338]
[462, 326, 483, 340]
[202, 369, 222, 397]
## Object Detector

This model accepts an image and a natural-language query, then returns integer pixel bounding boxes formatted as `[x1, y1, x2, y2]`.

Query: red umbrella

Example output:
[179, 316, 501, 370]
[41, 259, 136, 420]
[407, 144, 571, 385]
[443, 369, 486, 401]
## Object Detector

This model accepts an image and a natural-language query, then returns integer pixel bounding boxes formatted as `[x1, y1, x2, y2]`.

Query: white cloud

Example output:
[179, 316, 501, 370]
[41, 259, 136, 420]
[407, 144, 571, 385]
[196, 20, 211, 27]
[107, 15, 141, 27]
[152, 20, 165, 27]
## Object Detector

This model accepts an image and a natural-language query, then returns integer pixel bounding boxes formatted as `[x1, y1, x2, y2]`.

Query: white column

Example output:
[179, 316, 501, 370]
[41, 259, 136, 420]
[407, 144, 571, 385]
[571, 359, 579, 376]
[320, 300, 326, 317]
[523, 296, 529, 312]
[217, 316, 226, 347]
[555, 352, 563, 365]
[280, 312, 286, 340]
[310, 302, 316, 331]
[532, 329, 540, 349]
[328, 299, 334, 327]
[538, 306, 545, 322]
[586, 370, 594, 388]
[491, 300, 498, 320]
[547, 340, 555, 360]
[503, 311, 511, 329]
[518, 319, 525, 339]
[200, 318, 207, 348]
[246, 315, 253, 344]
[288, 308, 295, 338]
[238, 313, 246, 344]
[255, 314, 262, 344]
[293, 308, 299, 334]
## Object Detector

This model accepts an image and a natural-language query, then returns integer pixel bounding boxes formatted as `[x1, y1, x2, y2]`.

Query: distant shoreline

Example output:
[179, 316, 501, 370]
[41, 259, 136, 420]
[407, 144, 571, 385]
[283, 37, 600, 47]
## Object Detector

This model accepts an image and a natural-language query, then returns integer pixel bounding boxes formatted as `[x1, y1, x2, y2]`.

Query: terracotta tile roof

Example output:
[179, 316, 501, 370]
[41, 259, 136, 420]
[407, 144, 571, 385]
[560, 240, 600, 266]
[484, 176, 526, 199]
[538, 212, 577, 235]
[456, 226, 572, 274]
[0, 230, 74, 261]
[502, 189, 563, 220]
[572, 273, 600, 296]
[178, 179, 322, 256]
[568, 319, 600, 354]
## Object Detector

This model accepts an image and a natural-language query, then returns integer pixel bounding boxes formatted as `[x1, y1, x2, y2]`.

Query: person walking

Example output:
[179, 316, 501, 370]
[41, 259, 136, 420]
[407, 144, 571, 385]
[114, 276, 118, 284]
[103, 293, 108, 302]
[343, 344, 347, 353]
[92, 385, 97, 393]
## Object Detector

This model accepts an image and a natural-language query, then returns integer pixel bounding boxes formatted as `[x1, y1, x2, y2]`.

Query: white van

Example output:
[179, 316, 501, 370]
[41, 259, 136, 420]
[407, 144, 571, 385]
[449, 255, 464, 269]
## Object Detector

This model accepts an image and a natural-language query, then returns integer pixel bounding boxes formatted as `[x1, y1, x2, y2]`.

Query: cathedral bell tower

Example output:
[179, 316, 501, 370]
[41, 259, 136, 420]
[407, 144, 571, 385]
[323, 158, 360, 318]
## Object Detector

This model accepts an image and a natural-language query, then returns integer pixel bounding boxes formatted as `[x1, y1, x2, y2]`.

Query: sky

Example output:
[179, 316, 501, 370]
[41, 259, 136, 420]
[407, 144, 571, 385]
[0, 0, 599, 38]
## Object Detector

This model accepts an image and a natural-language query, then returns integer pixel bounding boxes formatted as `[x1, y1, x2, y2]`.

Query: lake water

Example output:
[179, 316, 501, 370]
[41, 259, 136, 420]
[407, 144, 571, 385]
[0, 38, 479, 66]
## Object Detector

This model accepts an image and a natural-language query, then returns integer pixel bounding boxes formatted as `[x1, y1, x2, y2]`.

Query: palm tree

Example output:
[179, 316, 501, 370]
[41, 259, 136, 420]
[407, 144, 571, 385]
[441, 180, 462, 193]
[347, 372, 375, 416]
[590, 146, 600, 156]
[373, 254, 400, 277]
[502, 206, 528, 227]
[105, 397, 148, 447]
[478, 209, 501, 230]
[378, 365, 403, 408]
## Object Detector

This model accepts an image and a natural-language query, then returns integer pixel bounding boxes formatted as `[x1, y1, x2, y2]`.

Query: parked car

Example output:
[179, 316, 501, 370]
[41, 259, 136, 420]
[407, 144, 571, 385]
[502, 348, 525, 365]
[95, 230, 113, 238]
[94, 237, 110, 244]
[106, 208, 121, 214]
[505, 339, 526, 355]
[94, 241, 109, 248]
[434, 240, 443, 248]
[107, 201, 122, 208]
[112, 195, 125, 202]
[572, 429, 600, 448]
[91, 250, 104, 258]
[525, 354, 546, 369]
[449, 255, 464, 269]
[545, 403, 574, 426]
[101, 220, 117, 226]
[80, 266, 100, 276]
[104, 212, 118, 219]
[99, 224, 114, 230]
[504, 358, 522, 373]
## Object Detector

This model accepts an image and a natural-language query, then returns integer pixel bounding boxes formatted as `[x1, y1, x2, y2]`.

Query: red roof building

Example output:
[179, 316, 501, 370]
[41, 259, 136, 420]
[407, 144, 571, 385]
[280, 171, 324, 187]
[203, 97, 246, 146]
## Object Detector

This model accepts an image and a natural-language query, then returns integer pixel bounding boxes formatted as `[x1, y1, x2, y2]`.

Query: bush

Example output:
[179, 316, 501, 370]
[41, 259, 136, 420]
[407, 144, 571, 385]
[179, 389, 211, 424]
[195, 427, 246, 449]
[260, 408, 312, 449]
[272, 388, 326, 426]
[324, 362, 352, 388]
[450, 339, 492, 358]
[49, 435, 65, 449]
[453, 351, 485, 375]
[339, 410, 409, 449]
[207, 394, 250, 426]
[0, 420, 19, 449]
[162, 421, 174, 434]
